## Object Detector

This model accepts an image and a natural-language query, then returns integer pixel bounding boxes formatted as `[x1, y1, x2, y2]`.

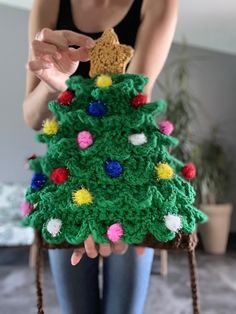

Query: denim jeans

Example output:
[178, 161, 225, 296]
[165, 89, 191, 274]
[48, 245, 154, 314]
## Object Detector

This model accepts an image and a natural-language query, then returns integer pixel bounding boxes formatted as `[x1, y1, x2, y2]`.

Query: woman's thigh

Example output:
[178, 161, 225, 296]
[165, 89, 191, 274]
[102, 246, 154, 314]
[48, 249, 100, 314]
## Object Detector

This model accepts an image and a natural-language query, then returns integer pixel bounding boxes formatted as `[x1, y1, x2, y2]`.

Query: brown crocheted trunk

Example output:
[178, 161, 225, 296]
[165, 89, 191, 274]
[38, 231, 198, 251]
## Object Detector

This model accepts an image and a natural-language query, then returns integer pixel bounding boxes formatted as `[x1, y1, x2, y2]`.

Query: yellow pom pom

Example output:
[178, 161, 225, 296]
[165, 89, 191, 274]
[96, 74, 112, 88]
[43, 119, 59, 135]
[72, 187, 93, 206]
[156, 163, 174, 180]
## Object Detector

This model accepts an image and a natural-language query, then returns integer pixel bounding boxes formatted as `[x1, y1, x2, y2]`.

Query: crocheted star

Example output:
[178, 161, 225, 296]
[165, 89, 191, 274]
[89, 28, 134, 77]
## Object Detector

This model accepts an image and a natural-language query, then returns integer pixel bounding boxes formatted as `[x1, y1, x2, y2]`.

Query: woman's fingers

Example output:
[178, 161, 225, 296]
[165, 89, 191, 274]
[36, 28, 95, 50]
[112, 241, 129, 255]
[62, 30, 95, 48]
[99, 243, 112, 257]
[71, 248, 86, 266]
[134, 246, 145, 256]
[68, 47, 90, 62]
[31, 40, 61, 60]
[27, 59, 52, 73]
[84, 235, 98, 258]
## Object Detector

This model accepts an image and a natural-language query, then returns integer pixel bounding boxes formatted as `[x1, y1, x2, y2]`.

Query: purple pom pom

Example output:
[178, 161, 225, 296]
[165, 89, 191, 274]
[159, 120, 174, 135]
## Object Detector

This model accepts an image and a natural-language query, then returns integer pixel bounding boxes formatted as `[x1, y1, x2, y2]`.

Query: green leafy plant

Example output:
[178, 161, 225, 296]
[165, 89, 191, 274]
[157, 43, 231, 205]
[191, 128, 231, 204]
[157, 43, 201, 162]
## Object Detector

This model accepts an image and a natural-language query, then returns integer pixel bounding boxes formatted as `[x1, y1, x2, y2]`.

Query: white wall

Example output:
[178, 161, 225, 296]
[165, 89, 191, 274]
[0, 5, 45, 184]
[0, 4, 235, 230]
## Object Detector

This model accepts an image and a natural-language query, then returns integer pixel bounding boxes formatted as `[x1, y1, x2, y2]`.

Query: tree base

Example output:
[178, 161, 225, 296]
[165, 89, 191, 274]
[35, 230, 198, 251]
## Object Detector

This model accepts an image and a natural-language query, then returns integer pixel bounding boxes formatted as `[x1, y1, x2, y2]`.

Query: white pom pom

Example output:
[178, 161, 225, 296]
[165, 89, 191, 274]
[164, 214, 181, 232]
[46, 218, 62, 237]
[128, 133, 147, 145]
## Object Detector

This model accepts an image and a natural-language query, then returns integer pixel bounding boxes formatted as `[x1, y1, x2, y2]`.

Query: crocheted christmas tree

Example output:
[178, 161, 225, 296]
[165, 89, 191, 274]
[21, 29, 207, 245]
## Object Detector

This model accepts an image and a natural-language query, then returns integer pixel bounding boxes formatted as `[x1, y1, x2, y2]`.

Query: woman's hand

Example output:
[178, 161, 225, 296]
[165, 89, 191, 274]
[71, 235, 145, 265]
[27, 28, 95, 92]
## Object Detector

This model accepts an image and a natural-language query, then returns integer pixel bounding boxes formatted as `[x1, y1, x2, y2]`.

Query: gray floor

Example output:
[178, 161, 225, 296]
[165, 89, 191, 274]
[0, 249, 235, 314]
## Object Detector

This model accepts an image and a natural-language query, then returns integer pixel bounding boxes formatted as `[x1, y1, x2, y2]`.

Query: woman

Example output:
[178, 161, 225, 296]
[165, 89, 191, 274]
[23, 1, 178, 313]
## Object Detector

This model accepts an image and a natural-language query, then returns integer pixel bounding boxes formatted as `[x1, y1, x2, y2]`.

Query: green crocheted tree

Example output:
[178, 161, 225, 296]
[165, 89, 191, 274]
[21, 28, 207, 245]
[21, 71, 207, 245]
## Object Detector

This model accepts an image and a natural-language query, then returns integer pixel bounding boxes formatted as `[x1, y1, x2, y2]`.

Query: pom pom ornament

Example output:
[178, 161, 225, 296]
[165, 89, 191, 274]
[131, 93, 147, 108]
[128, 133, 147, 145]
[43, 119, 59, 135]
[156, 163, 174, 180]
[77, 131, 93, 149]
[57, 90, 74, 105]
[105, 160, 123, 178]
[87, 100, 108, 117]
[46, 218, 62, 237]
[20, 201, 34, 216]
[107, 223, 124, 242]
[50, 167, 69, 184]
[96, 74, 112, 88]
[182, 163, 197, 180]
[31, 173, 47, 190]
[164, 214, 182, 232]
[159, 120, 174, 135]
[72, 188, 93, 206]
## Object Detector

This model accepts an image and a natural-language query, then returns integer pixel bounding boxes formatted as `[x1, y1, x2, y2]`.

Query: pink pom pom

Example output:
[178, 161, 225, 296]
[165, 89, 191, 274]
[107, 223, 124, 243]
[20, 201, 34, 216]
[159, 120, 174, 135]
[77, 131, 93, 149]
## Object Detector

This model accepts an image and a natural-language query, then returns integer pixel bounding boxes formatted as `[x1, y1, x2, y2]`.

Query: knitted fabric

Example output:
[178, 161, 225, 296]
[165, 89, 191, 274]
[21, 73, 207, 245]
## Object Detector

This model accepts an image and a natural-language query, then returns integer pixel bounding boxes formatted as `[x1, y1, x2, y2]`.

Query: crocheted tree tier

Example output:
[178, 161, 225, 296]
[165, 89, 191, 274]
[21, 73, 207, 245]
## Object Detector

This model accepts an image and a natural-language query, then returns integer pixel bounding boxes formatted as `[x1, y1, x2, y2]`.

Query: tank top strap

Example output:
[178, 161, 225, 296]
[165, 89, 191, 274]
[56, 0, 77, 32]
[115, 0, 143, 31]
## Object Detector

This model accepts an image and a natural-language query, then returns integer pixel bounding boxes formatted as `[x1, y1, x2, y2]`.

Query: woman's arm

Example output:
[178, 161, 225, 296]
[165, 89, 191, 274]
[23, 0, 60, 130]
[23, 0, 94, 130]
[127, 0, 178, 98]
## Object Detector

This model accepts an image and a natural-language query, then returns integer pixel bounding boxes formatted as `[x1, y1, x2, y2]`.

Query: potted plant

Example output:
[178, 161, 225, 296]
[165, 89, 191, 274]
[191, 129, 233, 254]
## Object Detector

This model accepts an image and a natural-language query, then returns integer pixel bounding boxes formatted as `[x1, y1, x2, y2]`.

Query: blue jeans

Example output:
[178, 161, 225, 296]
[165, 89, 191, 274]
[48, 246, 154, 314]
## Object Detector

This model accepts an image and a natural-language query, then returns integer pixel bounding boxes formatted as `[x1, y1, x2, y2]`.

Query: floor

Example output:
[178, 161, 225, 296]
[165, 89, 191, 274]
[0, 248, 235, 314]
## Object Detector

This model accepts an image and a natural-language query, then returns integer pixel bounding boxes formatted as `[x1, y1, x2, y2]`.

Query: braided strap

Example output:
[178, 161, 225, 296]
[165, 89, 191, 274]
[35, 231, 44, 314]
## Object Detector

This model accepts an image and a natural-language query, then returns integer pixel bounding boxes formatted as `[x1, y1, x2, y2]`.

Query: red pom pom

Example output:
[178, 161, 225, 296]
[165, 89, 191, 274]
[57, 90, 74, 105]
[182, 163, 196, 180]
[131, 93, 147, 108]
[50, 167, 69, 184]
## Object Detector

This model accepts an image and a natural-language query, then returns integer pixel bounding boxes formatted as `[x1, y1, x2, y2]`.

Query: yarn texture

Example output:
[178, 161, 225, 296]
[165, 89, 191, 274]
[21, 73, 207, 245]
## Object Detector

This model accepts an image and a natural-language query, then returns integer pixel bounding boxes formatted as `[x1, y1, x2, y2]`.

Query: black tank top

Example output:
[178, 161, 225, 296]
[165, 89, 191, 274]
[56, 0, 143, 78]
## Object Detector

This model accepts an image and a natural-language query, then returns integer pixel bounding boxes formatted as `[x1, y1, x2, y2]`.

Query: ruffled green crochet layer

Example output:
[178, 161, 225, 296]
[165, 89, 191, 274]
[22, 73, 207, 244]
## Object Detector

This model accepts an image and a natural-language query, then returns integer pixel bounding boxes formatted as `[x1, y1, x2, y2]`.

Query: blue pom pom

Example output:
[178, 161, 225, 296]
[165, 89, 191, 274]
[105, 160, 123, 178]
[31, 173, 47, 189]
[87, 100, 108, 117]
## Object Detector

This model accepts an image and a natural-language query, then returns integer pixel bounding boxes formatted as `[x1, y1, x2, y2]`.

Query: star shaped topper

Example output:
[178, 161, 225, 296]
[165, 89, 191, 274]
[88, 28, 134, 78]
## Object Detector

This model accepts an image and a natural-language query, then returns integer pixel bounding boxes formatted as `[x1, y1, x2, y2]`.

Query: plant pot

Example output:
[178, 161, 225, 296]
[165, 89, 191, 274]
[199, 203, 233, 254]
